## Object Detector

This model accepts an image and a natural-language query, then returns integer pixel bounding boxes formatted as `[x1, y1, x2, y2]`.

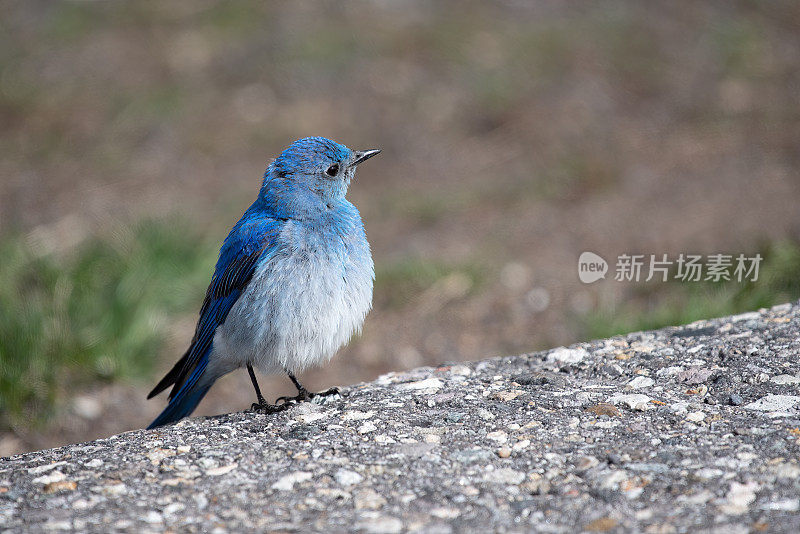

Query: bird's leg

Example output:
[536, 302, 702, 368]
[248, 363, 286, 414]
[275, 371, 341, 405]
[276, 372, 311, 404]
[287, 372, 311, 401]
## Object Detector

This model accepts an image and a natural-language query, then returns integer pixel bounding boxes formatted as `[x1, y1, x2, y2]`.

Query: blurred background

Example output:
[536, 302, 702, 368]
[2, 1, 800, 455]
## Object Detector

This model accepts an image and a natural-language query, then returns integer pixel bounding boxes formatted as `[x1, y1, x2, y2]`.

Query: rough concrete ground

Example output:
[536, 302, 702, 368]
[2, 302, 800, 533]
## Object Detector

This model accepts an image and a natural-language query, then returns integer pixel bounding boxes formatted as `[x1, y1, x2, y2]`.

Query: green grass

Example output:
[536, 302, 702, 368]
[46, 2, 102, 42]
[580, 241, 800, 340]
[712, 17, 765, 77]
[0, 221, 216, 430]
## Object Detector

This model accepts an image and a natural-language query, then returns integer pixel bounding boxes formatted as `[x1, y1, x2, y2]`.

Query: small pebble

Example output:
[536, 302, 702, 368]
[626, 376, 655, 389]
[512, 439, 530, 451]
[477, 409, 495, 420]
[548, 347, 588, 364]
[484, 468, 525, 484]
[686, 411, 705, 423]
[486, 431, 508, 444]
[358, 422, 377, 434]
[335, 469, 363, 487]
[585, 403, 620, 417]
[607, 454, 623, 465]
[42, 480, 76, 494]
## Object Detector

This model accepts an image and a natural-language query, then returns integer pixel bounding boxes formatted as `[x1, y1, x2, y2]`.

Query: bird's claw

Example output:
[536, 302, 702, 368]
[275, 386, 342, 406]
[251, 401, 288, 414]
[311, 386, 342, 405]
[275, 389, 311, 405]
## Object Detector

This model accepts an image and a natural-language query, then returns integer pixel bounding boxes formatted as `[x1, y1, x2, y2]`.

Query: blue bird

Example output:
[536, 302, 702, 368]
[147, 137, 379, 428]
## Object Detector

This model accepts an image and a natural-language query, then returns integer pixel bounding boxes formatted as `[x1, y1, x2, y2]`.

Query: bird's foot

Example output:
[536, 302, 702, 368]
[310, 386, 342, 405]
[250, 401, 288, 414]
[275, 388, 311, 405]
[276, 386, 342, 406]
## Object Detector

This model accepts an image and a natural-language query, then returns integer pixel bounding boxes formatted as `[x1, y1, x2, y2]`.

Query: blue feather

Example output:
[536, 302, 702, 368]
[147, 384, 211, 430]
[147, 207, 281, 427]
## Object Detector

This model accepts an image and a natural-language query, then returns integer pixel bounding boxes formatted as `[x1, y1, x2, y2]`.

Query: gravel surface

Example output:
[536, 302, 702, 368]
[3, 303, 800, 533]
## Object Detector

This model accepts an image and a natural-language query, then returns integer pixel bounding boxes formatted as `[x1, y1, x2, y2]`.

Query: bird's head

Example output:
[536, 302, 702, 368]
[260, 137, 380, 217]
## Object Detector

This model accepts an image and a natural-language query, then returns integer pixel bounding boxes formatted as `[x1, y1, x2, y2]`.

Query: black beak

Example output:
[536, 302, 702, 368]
[351, 149, 381, 166]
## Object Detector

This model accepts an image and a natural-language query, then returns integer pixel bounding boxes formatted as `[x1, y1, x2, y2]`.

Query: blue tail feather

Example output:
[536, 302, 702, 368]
[147, 355, 213, 429]
[148, 343, 214, 429]
[147, 382, 212, 429]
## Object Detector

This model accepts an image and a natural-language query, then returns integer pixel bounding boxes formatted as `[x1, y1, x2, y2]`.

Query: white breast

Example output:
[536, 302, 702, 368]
[208, 219, 374, 378]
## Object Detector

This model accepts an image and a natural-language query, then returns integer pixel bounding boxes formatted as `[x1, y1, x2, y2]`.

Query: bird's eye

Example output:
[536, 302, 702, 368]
[325, 163, 340, 177]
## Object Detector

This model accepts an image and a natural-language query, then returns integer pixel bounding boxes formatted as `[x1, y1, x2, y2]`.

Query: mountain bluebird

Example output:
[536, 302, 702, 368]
[147, 137, 379, 428]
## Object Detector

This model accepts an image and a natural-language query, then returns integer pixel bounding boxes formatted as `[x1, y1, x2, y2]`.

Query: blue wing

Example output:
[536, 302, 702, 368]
[147, 210, 283, 428]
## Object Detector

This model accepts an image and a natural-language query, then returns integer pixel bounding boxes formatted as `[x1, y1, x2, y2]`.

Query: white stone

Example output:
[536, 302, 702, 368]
[146, 448, 177, 466]
[548, 347, 588, 364]
[679, 490, 714, 505]
[771, 375, 800, 385]
[760, 499, 800, 512]
[197, 458, 216, 469]
[719, 481, 758, 515]
[431, 507, 460, 519]
[608, 394, 651, 411]
[670, 401, 689, 414]
[354, 488, 387, 510]
[773, 462, 800, 479]
[357, 516, 403, 534]
[271, 471, 312, 491]
[477, 409, 495, 420]
[206, 463, 237, 476]
[737, 451, 758, 463]
[343, 410, 375, 421]
[657, 366, 685, 376]
[594, 421, 618, 429]
[744, 395, 800, 412]
[626, 376, 655, 389]
[449, 365, 471, 376]
[600, 470, 627, 489]
[513, 439, 530, 451]
[358, 422, 377, 434]
[143, 511, 163, 524]
[335, 469, 364, 486]
[296, 412, 328, 424]
[483, 468, 525, 485]
[399, 378, 443, 391]
[101, 483, 127, 496]
[28, 462, 67, 475]
[686, 411, 705, 423]
[42, 520, 71, 530]
[694, 468, 724, 481]
[194, 494, 209, 510]
[163, 503, 185, 515]
[486, 431, 508, 444]
[32, 471, 66, 485]
[625, 487, 644, 499]
[730, 311, 760, 322]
